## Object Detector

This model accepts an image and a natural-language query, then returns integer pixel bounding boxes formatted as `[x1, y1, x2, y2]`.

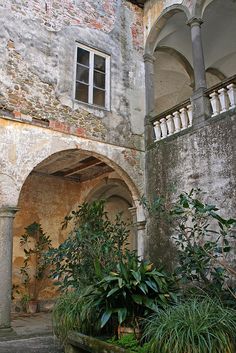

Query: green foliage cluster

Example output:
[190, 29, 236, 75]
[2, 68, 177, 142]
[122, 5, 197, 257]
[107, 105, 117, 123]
[51, 200, 176, 340]
[142, 189, 236, 302]
[107, 334, 149, 353]
[89, 252, 177, 328]
[19, 222, 52, 301]
[171, 189, 236, 300]
[47, 200, 130, 289]
[52, 289, 101, 341]
[144, 298, 236, 353]
[50, 192, 236, 353]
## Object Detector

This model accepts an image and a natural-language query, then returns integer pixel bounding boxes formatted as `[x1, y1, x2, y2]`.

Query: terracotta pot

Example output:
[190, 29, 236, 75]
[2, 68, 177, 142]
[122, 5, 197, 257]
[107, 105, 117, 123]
[26, 300, 38, 314]
[117, 325, 141, 340]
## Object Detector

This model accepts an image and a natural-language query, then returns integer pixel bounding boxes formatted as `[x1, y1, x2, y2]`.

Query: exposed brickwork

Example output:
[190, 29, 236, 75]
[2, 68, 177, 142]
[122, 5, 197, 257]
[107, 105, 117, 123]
[0, 0, 117, 33]
[0, 40, 107, 140]
[0, 0, 145, 149]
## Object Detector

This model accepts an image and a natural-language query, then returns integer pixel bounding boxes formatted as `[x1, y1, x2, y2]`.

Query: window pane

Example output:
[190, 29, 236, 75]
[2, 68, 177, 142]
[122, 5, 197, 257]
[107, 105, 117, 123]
[94, 54, 105, 72]
[94, 71, 105, 89]
[75, 82, 88, 103]
[76, 64, 89, 83]
[77, 48, 89, 66]
[93, 88, 105, 107]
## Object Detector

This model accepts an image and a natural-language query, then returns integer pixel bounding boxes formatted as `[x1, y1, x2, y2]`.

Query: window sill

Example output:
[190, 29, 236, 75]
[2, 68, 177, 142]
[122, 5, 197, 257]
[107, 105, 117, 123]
[73, 99, 111, 115]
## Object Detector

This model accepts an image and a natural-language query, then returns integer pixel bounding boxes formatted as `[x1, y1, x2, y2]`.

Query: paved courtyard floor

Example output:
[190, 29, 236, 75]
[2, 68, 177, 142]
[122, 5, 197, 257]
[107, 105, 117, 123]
[0, 313, 64, 353]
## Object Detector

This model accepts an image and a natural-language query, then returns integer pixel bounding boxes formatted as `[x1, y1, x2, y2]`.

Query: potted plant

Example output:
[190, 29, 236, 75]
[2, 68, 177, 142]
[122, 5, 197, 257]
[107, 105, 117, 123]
[19, 222, 52, 313]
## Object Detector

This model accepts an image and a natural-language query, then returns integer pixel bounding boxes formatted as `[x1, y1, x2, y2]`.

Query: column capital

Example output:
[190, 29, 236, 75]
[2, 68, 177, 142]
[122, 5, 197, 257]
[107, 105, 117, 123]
[0, 207, 19, 218]
[187, 17, 203, 27]
[128, 206, 137, 217]
[137, 220, 146, 231]
[143, 53, 156, 63]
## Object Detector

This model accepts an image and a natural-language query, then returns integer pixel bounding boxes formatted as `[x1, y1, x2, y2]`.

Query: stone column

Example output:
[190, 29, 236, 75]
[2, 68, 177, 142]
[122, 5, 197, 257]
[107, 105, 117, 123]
[128, 206, 138, 251]
[144, 53, 156, 146]
[188, 17, 211, 123]
[0, 207, 18, 334]
[136, 220, 146, 259]
[188, 17, 206, 90]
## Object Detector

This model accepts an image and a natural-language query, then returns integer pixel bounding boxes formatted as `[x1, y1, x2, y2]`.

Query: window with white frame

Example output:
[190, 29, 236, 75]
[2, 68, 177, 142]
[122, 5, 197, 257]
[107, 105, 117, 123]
[75, 43, 110, 109]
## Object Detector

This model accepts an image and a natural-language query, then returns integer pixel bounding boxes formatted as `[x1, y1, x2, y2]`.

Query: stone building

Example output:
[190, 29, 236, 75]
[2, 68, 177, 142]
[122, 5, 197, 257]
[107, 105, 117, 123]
[0, 0, 235, 333]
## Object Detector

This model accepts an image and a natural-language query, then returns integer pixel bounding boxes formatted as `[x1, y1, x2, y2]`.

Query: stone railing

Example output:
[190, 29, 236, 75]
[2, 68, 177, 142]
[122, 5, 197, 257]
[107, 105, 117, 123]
[208, 75, 236, 117]
[150, 100, 192, 142]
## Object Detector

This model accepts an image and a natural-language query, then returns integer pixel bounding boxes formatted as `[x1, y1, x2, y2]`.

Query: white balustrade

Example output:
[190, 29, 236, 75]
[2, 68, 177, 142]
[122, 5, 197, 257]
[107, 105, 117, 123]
[180, 108, 189, 129]
[160, 118, 168, 138]
[209, 81, 236, 117]
[209, 92, 221, 117]
[173, 111, 181, 132]
[218, 88, 230, 113]
[166, 115, 174, 135]
[153, 121, 161, 141]
[187, 104, 193, 126]
[153, 103, 192, 141]
[227, 83, 236, 109]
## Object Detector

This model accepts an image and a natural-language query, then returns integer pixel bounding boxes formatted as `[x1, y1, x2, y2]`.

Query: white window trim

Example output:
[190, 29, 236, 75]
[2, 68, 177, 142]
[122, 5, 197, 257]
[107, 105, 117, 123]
[74, 43, 111, 110]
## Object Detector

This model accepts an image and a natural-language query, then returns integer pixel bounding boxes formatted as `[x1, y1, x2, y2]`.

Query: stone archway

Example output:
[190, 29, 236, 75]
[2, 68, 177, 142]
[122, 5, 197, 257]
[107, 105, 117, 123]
[145, 4, 191, 56]
[0, 118, 144, 332]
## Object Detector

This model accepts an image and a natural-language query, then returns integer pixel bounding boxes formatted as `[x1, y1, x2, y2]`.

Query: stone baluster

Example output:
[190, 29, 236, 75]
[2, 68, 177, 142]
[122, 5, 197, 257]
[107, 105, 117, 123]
[209, 92, 221, 117]
[180, 108, 189, 129]
[218, 88, 230, 113]
[160, 118, 168, 138]
[227, 83, 236, 109]
[153, 120, 161, 141]
[187, 104, 193, 125]
[173, 111, 181, 132]
[166, 115, 174, 135]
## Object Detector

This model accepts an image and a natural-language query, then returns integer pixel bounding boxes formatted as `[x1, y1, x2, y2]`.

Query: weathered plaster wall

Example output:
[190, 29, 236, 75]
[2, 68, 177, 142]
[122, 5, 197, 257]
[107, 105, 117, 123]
[0, 117, 144, 208]
[12, 171, 134, 299]
[146, 112, 236, 268]
[0, 0, 145, 150]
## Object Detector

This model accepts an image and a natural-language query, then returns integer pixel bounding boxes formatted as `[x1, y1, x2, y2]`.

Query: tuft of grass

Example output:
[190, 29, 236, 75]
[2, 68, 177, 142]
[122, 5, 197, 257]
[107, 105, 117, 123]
[52, 288, 101, 342]
[107, 334, 149, 353]
[144, 298, 236, 353]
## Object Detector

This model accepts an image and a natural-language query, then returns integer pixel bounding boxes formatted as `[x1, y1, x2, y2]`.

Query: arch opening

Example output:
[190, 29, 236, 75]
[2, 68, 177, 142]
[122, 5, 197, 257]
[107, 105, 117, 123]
[146, 9, 193, 115]
[201, 0, 236, 85]
[12, 149, 143, 307]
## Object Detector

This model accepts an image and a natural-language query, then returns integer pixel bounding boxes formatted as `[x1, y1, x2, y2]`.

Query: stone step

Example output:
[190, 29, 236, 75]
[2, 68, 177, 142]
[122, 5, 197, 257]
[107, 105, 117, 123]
[0, 336, 64, 353]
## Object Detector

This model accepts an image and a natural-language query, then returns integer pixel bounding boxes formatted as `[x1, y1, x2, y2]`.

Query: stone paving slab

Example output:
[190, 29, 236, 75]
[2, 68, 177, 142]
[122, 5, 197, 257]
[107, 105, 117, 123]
[0, 336, 64, 353]
[11, 312, 53, 337]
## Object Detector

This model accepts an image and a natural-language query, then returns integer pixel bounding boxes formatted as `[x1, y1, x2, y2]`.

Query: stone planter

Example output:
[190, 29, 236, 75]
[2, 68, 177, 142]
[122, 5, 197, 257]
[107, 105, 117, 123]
[65, 331, 128, 353]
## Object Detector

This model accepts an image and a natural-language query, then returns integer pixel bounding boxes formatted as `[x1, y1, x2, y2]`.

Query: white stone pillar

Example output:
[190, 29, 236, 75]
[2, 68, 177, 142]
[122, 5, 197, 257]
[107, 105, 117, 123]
[188, 17, 207, 90]
[144, 53, 156, 146]
[137, 220, 146, 259]
[0, 207, 18, 334]
[188, 18, 211, 123]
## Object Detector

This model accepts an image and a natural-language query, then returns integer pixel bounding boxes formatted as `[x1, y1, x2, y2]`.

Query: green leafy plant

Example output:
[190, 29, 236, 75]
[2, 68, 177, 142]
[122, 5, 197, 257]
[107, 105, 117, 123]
[144, 298, 236, 353]
[19, 222, 52, 301]
[85, 252, 178, 330]
[141, 189, 236, 302]
[170, 189, 236, 300]
[47, 200, 130, 290]
[52, 289, 101, 341]
[107, 334, 149, 353]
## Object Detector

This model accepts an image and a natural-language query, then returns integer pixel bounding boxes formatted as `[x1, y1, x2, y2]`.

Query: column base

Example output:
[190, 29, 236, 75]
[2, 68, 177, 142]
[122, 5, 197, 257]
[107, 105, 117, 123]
[191, 88, 211, 126]
[0, 326, 17, 338]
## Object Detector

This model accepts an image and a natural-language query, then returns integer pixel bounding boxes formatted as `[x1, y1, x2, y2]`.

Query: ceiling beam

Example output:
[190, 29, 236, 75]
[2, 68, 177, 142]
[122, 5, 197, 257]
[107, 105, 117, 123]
[63, 158, 105, 177]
